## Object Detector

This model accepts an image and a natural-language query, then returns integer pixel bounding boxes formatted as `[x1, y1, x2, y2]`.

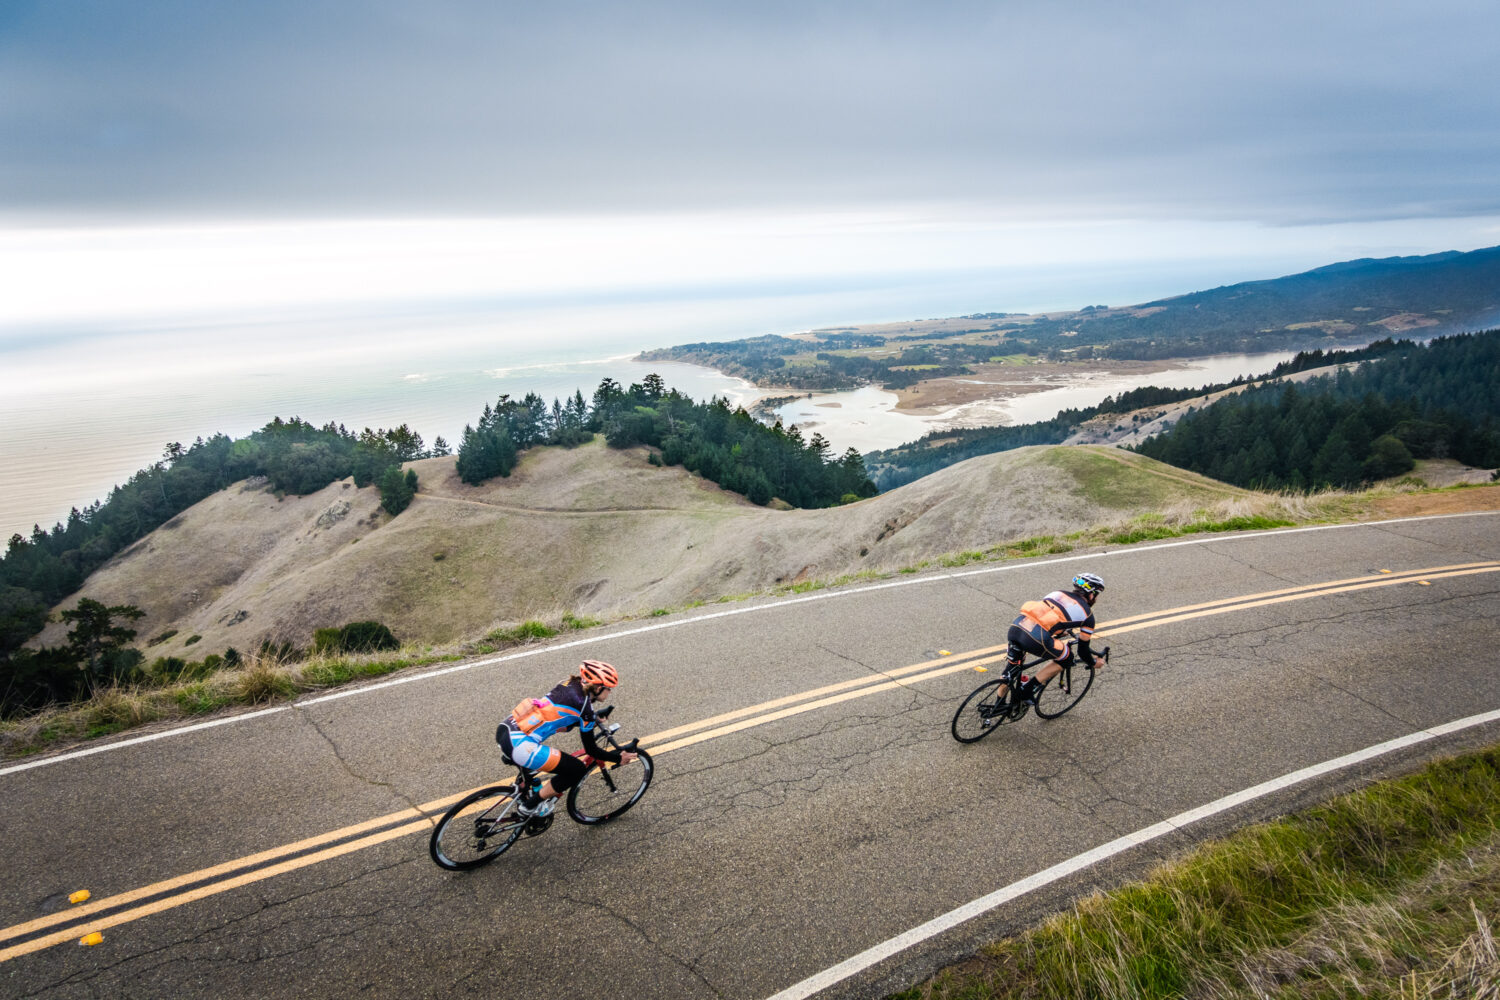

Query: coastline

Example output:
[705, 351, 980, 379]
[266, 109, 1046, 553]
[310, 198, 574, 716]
[717, 348, 1303, 454]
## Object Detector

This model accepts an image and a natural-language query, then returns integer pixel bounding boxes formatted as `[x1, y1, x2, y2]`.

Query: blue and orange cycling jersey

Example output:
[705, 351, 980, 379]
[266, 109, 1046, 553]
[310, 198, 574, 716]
[504, 677, 599, 743]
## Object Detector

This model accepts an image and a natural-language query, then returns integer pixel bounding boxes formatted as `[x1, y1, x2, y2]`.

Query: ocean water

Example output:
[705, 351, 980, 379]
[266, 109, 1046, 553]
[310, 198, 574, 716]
[0, 261, 1294, 539]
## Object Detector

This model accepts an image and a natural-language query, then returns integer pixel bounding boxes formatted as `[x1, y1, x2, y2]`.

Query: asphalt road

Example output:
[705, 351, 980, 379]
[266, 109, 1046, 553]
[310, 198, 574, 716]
[4, 512, 1499, 999]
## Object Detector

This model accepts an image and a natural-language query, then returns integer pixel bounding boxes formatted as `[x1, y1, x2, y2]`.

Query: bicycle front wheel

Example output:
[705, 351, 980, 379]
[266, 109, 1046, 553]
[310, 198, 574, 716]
[951, 678, 1010, 743]
[567, 750, 654, 824]
[429, 784, 526, 870]
[1033, 664, 1095, 719]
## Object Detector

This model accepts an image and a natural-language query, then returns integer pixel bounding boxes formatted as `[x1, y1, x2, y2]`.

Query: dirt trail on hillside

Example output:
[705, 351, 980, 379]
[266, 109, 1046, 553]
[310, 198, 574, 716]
[1373, 484, 1500, 517]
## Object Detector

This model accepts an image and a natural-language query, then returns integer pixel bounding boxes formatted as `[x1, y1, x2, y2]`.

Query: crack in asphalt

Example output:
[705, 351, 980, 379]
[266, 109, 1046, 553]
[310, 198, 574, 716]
[560, 890, 725, 997]
[19, 853, 425, 997]
[1199, 543, 1301, 585]
[1365, 520, 1492, 557]
[1314, 675, 1423, 728]
[1018, 732, 1147, 838]
[813, 643, 950, 705]
[297, 708, 426, 819]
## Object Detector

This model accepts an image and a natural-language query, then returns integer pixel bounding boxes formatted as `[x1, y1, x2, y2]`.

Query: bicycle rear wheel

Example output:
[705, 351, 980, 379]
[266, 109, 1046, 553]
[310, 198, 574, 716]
[429, 784, 526, 870]
[951, 678, 1012, 743]
[1033, 663, 1095, 719]
[567, 750, 654, 824]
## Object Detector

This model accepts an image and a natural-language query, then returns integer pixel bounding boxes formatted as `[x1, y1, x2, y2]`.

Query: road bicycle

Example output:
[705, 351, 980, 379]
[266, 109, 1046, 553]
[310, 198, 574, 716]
[429, 706, 654, 870]
[950, 641, 1109, 744]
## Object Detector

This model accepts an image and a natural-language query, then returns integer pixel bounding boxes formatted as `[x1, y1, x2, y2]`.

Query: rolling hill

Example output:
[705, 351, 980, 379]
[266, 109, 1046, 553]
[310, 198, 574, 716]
[37, 439, 1253, 660]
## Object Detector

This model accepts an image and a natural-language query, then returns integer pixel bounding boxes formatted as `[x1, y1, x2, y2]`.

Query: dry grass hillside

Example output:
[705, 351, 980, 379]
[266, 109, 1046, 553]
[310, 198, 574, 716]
[38, 440, 1285, 659]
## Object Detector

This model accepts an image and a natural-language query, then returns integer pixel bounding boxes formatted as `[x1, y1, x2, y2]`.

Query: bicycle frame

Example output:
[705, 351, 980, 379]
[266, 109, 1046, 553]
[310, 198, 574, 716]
[512, 714, 638, 803]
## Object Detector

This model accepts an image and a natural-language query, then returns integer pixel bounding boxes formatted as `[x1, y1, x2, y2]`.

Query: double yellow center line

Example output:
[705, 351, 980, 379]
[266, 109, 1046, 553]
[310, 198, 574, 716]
[4, 559, 1497, 962]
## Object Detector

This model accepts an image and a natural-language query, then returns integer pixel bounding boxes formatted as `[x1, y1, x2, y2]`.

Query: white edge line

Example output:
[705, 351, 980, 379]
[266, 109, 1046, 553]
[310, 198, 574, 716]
[0, 707, 289, 777]
[764, 706, 1500, 1000]
[7, 510, 1497, 777]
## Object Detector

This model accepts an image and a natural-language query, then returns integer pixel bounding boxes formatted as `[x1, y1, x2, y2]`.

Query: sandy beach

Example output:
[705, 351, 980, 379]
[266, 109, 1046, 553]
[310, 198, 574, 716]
[889, 358, 1183, 415]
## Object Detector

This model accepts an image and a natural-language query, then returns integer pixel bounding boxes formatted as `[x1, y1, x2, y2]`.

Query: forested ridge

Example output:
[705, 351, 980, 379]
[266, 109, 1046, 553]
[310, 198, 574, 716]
[1132, 331, 1500, 489]
[1, 419, 443, 712]
[3, 374, 873, 712]
[455, 373, 877, 508]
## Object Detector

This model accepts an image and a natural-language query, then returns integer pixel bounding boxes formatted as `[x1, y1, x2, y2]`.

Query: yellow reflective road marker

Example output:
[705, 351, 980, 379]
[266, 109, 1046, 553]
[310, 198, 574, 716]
[68, 891, 90, 905]
[78, 933, 101, 947]
[939, 650, 952, 656]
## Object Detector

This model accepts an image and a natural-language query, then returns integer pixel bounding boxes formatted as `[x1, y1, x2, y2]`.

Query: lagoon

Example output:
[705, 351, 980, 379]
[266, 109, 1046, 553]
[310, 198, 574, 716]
[770, 350, 1302, 454]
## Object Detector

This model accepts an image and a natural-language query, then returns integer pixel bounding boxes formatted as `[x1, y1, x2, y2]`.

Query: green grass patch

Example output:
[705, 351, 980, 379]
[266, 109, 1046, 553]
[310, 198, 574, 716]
[173, 682, 233, 715]
[234, 663, 299, 703]
[300, 655, 426, 687]
[894, 744, 1500, 1000]
[485, 620, 559, 644]
[562, 612, 602, 630]
[1040, 448, 1191, 509]
[1180, 514, 1294, 534]
[1106, 514, 1296, 545]
[998, 535, 1074, 558]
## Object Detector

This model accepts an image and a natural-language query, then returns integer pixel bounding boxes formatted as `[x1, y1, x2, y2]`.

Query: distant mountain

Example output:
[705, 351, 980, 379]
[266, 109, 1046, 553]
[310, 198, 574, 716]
[992, 245, 1500, 360]
[640, 246, 1500, 384]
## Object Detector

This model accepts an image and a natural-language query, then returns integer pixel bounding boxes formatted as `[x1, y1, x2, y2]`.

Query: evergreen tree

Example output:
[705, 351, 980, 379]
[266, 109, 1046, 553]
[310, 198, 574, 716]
[60, 598, 145, 689]
[378, 465, 417, 515]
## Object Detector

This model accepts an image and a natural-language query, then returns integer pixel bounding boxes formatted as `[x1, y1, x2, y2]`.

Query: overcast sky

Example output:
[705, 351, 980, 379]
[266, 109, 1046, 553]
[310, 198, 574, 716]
[2, 0, 1498, 322]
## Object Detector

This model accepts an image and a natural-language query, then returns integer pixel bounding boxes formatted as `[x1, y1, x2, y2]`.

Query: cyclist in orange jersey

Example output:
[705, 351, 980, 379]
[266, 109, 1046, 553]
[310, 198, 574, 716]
[1004, 573, 1107, 704]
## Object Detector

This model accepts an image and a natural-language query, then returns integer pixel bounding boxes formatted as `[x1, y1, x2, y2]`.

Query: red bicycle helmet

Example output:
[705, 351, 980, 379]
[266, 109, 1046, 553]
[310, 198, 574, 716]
[579, 660, 619, 688]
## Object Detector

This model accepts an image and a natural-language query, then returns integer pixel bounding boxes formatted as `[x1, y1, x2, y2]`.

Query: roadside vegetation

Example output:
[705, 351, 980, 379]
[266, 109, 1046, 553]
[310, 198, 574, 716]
[892, 744, 1500, 1000]
[0, 644, 465, 757]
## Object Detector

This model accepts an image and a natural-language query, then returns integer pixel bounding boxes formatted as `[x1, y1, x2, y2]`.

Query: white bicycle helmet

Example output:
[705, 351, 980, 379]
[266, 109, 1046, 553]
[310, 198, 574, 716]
[1072, 572, 1105, 596]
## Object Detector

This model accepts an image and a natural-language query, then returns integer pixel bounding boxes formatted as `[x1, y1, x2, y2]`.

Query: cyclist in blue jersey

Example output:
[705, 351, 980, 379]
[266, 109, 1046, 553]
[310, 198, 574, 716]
[496, 660, 638, 816]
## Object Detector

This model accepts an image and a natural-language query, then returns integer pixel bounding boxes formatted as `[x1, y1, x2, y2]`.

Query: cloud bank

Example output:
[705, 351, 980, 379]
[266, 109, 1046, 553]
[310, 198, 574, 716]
[3, 0, 1497, 224]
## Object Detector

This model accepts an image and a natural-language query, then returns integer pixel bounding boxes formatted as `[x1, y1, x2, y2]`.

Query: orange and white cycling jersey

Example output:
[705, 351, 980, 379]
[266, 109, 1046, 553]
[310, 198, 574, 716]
[1019, 590, 1096, 642]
